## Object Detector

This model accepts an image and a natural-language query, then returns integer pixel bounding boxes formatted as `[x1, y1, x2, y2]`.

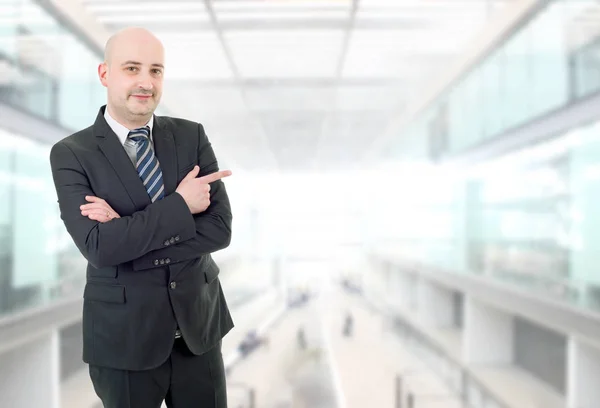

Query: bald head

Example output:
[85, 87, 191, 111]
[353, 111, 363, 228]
[104, 27, 164, 66]
[98, 26, 165, 128]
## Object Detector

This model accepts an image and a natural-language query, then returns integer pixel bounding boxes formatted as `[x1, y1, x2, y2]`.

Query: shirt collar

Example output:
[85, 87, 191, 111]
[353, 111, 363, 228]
[104, 107, 154, 146]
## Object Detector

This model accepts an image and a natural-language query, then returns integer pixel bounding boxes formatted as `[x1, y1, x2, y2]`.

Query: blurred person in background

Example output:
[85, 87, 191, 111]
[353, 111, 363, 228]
[49, 26, 233, 408]
[343, 311, 354, 337]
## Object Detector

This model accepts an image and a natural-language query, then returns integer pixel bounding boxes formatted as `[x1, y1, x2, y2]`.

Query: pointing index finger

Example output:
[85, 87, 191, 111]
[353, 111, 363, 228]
[197, 170, 232, 184]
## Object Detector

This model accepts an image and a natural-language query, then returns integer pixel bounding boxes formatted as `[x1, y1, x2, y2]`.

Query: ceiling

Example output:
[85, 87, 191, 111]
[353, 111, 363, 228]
[79, 0, 517, 172]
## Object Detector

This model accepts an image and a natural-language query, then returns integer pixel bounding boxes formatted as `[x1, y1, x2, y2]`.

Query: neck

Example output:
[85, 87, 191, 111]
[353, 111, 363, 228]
[106, 104, 150, 130]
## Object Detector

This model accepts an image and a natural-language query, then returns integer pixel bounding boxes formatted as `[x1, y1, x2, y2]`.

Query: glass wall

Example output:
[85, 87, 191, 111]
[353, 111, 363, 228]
[0, 128, 86, 318]
[0, 0, 104, 130]
[396, 0, 600, 159]
[572, 35, 600, 99]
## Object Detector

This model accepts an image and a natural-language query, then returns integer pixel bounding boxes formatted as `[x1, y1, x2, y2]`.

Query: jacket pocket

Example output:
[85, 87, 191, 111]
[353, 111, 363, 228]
[87, 264, 117, 278]
[84, 282, 126, 303]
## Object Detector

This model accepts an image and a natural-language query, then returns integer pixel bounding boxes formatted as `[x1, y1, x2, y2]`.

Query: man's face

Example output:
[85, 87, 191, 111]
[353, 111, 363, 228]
[99, 33, 164, 122]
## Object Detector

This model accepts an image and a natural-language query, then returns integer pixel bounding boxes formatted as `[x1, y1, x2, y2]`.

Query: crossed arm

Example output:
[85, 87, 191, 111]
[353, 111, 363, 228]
[50, 127, 232, 270]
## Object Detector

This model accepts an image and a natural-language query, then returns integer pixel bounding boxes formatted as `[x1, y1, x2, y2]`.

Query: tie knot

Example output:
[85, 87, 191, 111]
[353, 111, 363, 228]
[128, 126, 150, 142]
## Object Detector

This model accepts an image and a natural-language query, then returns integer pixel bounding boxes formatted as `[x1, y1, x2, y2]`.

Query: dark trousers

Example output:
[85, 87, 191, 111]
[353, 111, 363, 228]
[89, 339, 227, 408]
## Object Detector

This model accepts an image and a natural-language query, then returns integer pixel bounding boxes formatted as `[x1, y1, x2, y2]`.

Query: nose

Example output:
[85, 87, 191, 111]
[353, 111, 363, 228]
[136, 73, 154, 92]
[137, 80, 153, 91]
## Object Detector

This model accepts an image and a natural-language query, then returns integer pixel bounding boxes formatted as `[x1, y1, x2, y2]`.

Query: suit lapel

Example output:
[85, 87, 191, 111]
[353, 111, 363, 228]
[94, 107, 152, 209]
[152, 116, 177, 196]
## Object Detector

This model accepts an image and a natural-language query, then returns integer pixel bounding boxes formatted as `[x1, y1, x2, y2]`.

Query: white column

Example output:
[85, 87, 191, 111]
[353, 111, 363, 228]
[463, 296, 514, 364]
[273, 256, 286, 301]
[367, 259, 388, 302]
[388, 268, 413, 312]
[567, 336, 600, 408]
[416, 279, 454, 328]
[0, 330, 60, 408]
[408, 275, 418, 311]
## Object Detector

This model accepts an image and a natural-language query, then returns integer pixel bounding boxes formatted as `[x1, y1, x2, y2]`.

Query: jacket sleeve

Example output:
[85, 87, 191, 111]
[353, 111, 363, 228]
[50, 141, 197, 269]
[131, 123, 232, 271]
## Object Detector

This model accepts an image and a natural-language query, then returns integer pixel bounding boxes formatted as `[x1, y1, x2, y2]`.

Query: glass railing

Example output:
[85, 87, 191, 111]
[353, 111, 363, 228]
[370, 115, 600, 315]
[358, 290, 509, 408]
[392, 313, 510, 408]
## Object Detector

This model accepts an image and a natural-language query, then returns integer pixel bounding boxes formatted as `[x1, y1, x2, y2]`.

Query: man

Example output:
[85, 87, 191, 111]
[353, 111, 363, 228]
[49, 27, 234, 408]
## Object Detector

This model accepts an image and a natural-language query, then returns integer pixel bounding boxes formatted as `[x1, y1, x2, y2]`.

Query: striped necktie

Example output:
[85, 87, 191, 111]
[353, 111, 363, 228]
[127, 126, 165, 202]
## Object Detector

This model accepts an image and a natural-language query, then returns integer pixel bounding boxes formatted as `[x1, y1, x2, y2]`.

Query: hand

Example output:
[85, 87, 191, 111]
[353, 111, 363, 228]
[176, 165, 232, 214]
[80, 196, 121, 223]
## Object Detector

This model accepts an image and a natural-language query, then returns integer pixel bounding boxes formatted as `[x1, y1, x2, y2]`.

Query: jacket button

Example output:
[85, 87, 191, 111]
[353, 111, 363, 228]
[160, 259, 165, 265]
[174, 235, 180, 242]
[165, 258, 171, 264]
[154, 260, 159, 266]
[170, 237, 175, 244]
[164, 240, 170, 246]
[170, 281, 177, 289]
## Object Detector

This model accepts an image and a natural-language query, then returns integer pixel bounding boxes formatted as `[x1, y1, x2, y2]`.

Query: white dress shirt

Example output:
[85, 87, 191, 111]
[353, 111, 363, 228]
[104, 108, 154, 167]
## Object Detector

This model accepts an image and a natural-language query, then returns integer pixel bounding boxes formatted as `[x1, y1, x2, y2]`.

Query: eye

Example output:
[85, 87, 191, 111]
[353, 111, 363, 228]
[152, 69, 163, 75]
[126, 66, 138, 72]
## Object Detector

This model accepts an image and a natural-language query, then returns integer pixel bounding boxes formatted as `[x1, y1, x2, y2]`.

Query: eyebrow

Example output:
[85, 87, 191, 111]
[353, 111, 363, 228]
[121, 60, 164, 69]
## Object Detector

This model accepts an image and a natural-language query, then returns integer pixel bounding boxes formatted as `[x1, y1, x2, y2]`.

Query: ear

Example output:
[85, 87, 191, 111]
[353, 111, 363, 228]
[98, 62, 109, 87]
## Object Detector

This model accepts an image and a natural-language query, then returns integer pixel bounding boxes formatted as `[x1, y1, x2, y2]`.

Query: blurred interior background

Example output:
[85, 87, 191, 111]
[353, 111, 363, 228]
[2, 0, 600, 407]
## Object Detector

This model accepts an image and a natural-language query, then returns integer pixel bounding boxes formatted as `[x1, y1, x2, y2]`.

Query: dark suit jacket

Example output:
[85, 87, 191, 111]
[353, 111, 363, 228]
[49, 105, 234, 371]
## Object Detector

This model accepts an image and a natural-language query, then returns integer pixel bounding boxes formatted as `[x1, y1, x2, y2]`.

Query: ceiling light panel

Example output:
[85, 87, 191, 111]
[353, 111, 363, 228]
[163, 85, 247, 114]
[244, 86, 336, 111]
[83, 1, 210, 23]
[213, 0, 351, 12]
[342, 29, 471, 78]
[356, 0, 512, 27]
[217, 10, 350, 21]
[157, 32, 234, 79]
[334, 85, 407, 111]
[358, 0, 509, 9]
[225, 30, 345, 78]
[214, 1, 351, 28]
[85, 2, 208, 13]
[96, 14, 211, 23]
[357, 8, 488, 22]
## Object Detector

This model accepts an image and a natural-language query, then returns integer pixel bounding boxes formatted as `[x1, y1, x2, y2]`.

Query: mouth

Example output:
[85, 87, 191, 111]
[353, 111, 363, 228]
[131, 94, 153, 100]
